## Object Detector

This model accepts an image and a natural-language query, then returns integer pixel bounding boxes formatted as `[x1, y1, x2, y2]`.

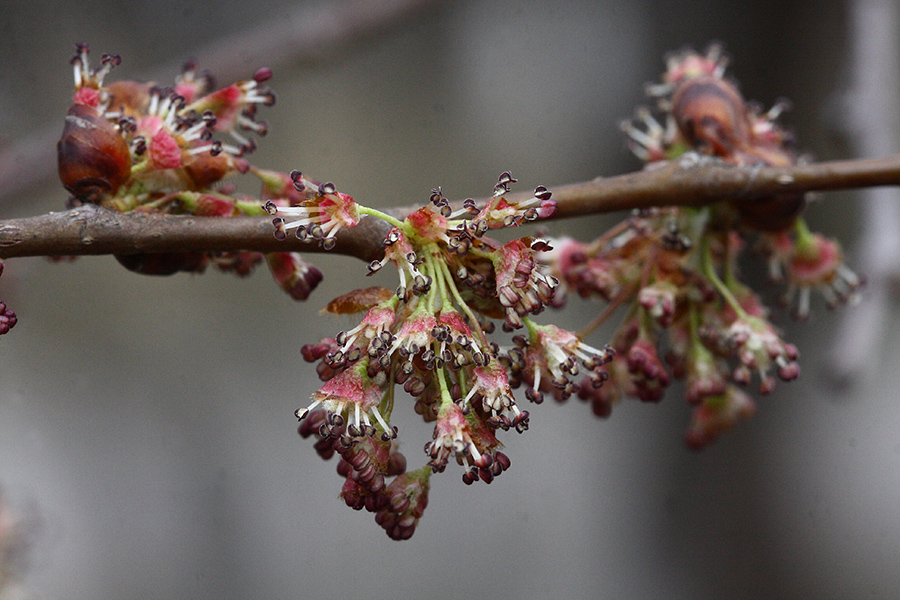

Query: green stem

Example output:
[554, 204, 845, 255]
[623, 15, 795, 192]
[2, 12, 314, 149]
[700, 233, 749, 320]
[792, 217, 817, 255]
[381, 370, 395, 421]
[357, 205, 408, 230]
[437, 258, 488, 345]
[425, 246, 453, 312]
[434, 360, 455, 407]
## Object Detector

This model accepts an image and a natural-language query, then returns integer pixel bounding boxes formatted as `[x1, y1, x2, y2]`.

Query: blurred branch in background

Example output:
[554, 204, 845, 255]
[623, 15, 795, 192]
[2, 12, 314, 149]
[827, 0, 900, 383]
[1, 154, 899, 261]
[0, 0, 438, 206]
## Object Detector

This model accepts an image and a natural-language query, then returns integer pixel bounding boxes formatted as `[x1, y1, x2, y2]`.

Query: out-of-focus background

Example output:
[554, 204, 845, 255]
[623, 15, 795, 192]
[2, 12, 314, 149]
[2, 1, 899, 598]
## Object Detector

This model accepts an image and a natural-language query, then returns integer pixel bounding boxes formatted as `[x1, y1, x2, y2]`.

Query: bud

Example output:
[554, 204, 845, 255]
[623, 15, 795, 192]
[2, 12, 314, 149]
[113, 252, 209, 275]
[265, 253, 323, 301]
[57, 104, 131, 202]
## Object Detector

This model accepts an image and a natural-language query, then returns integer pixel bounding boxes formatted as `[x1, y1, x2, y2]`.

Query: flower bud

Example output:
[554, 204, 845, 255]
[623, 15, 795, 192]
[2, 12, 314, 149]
[114, 252, 208, 275]
[671, 75, 751, 157]
[57, 104, 132, 202]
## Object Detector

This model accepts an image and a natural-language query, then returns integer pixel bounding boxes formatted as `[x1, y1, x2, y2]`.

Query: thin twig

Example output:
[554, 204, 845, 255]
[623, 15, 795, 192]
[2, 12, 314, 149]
[1, 154, 899, 261]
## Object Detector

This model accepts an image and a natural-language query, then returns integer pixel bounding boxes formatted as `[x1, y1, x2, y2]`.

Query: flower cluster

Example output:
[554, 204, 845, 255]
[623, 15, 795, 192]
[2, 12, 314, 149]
[541, 45, 860, 448]
[56, 43, 322, 300]
[273, 173, 613, 538]
[0, 262, 16, 337]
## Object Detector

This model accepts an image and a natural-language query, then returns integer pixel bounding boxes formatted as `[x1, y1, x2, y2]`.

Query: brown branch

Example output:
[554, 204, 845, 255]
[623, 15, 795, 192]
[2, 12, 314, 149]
[472, 155, 900, 219]
[1, 155, 899, 262]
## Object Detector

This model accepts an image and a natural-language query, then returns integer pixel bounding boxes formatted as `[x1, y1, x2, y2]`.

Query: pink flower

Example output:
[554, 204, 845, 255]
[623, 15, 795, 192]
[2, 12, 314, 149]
[493, 238, 558, 328]
[685, 386, 756, 450]
[721, 315, 800, 394]
[475, 172, 555, 228]
[265, 252, 323, 301]
[266, 172, 360, 250]
[661, 45, 727, 85]
[186, 67, 274, 151]
[296, 362, 392, 440]
[461, 362, 530, 432]
[763, 230, 862, 318]
[148, 128, 182, 170]
[512, 322, 614, 403]
[625, 336, 670, 403]
[637, 280, 679, 328]
[405, 206, 449, 242]
[69, 42, 119, 95]
[375, 467, 431, 540]
[367, 228, 432, 300]
[539, 236, 623, 302]
[424, 402, 508, 484]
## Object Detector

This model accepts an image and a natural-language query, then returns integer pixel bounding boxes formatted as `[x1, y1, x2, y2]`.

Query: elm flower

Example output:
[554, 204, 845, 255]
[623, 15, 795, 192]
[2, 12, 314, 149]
[332, 300, 397, 364]
[265, 253, 323, 301]
[186, 67, 274, 152]
[266, 171, 359, 249]
[367, 228, 432, 300]
[461, 362, 530, 433]
[493, 238, 559, 329]
[61, 43, 270, 205]
[538, 236, 623, 302]
[295, 361, 393, 441]
[0, 262, 16, 337]
[475, 173, 556, 229]
[375, 467, 431, 540]
[513, 321, 614, 403]
[722, 315, 800, 394]
[763, 228, 862, 319]
[433, 310, 491, 369]
[425, 402, 508, 484]
[685, 386, 756, 450]
[620, 106, 679, 163]
[625, 335, 671, 403]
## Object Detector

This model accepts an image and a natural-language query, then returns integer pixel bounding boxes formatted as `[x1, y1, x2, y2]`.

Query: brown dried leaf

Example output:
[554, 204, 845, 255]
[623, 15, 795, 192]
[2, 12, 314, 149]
[323, 286, 394, 315]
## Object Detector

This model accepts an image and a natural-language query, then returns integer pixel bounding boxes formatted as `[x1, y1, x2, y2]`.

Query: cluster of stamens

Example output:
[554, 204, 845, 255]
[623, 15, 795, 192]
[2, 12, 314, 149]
[58, 44, 321, 299]
[264, 171, 359, 250]
[277, 172, 615, 537]
[0, 262, 16, 336]
[536, 45, 860, 449]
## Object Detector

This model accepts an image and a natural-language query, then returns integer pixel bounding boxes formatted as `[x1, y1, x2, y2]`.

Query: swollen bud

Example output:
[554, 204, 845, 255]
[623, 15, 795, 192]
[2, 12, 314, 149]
[671, 75, 750, 157]
[57, 104, 131, 202]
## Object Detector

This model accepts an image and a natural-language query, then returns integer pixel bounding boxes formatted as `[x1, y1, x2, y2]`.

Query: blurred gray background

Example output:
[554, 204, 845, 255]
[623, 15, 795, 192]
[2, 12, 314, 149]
[2, 1, 899, 599]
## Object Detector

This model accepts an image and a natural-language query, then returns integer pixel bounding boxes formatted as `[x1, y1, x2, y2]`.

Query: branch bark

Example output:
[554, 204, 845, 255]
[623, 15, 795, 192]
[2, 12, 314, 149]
[1, 154, 898, 262]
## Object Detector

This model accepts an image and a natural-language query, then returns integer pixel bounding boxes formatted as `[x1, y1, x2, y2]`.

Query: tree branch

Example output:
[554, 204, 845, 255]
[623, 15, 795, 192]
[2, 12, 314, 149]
[1, 154, 898, 262]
